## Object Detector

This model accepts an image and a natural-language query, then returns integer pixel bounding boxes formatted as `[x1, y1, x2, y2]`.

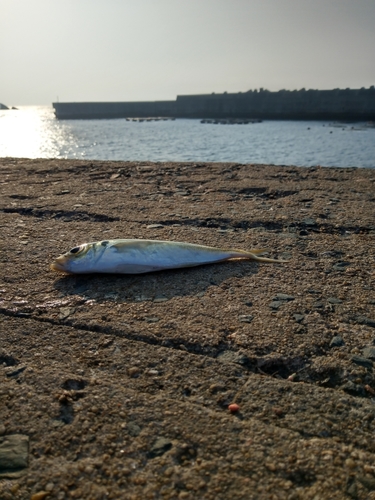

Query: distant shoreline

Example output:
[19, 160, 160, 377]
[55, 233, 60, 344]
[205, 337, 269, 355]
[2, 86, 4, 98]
[53, 86, 375, 121]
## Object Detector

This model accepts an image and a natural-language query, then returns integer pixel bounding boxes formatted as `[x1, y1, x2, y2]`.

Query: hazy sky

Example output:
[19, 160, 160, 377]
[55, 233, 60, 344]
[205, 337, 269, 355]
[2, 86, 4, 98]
[1, 0, 374, 105]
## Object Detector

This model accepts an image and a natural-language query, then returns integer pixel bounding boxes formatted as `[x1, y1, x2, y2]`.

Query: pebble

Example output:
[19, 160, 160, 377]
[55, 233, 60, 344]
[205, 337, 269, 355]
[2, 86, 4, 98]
[148, 437, 172, 458]
[59, 307, 73, 320]
[351, 355, 373, 369]
[147, 224, 164, 229]
[31, 492, 50, 500]
[332, 261, 351, 271]
[327, 297, 343, 304]
[0, 434, 29, 474]
[273, 293, 295, 301]
[5, 365, 26, 378]
[362, 346, 375, 360]
[313, 301, 325, 309]
[147, 369, 159, 376]
[269, 301, 283, 310]
[128, 367, 140, 377]
[228, 403, 240, 413]
[355, 315, 375, 328]
[342, 381, 366, 397]
[238, 314, 253, 323]
[217, 350, 249, 366]
[293, 314, 305, 323]
[126, 422, 141, 437]
[143, 316, 160, 323]
[302, 218, 316, 226]
[330, 336, 345, 348]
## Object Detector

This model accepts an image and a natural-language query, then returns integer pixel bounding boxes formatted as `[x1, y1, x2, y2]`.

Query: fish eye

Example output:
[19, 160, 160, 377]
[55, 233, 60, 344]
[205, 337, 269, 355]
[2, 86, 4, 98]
[69, 246, 81, 254]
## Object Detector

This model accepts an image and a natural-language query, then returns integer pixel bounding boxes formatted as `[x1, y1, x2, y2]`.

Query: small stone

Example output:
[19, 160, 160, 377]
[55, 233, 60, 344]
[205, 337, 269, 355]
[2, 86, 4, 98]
[342, 381, 366, 397]
[5, 365, 26, 378]
[143, 316, 159, 323]
[355, 315, 375, 328]
[147, 224, 164, 229]
[148, 437, 172, 458]
[228, 403, 240, 413]
[363, 346, 375, 360]
[238, 314, 253, 323]
[272, 407, 284, 417]
[126, 422, 141, 437]
[269, 301, 283, 310]
[351, 355, 373, 369]
[217, 350, 249, 366]
[332, 261, 351, 271]
[302, 218, 316, 226]
[31, 493, 50, 500]
[59, 307, 74, 320]
[293, 314, 305, 323]
[327, 297, 343, 304]
[313, 301, 325, 309]
[345, 458, 356, 469]
[330, 336, 345, 348]
[273, 293, 295, 301]
[128, 367, 140, 377]
[0, 434, 29, 477]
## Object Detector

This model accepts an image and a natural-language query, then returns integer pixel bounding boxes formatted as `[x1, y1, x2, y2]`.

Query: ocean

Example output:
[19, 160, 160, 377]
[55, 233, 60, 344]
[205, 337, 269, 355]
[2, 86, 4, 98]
[0, 106, 374, 168]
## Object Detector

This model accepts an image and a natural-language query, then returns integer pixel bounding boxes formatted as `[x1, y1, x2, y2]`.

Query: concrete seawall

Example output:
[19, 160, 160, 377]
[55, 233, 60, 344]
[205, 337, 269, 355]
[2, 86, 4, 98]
[53, 86, 375, 120]
[1, 158, 375, 498]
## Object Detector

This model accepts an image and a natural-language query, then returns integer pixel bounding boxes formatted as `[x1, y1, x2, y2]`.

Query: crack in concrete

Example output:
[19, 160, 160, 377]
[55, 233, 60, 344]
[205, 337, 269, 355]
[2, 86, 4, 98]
[1, 207, 119, 222]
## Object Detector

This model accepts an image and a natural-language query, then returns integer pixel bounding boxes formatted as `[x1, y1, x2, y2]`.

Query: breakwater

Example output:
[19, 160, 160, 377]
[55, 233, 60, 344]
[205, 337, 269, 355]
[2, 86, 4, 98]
[53, 86, 375, 120]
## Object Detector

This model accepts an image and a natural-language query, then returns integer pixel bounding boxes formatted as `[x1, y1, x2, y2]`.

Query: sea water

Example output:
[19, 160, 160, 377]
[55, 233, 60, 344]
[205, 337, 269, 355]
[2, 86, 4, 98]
[0, 106, 374, 168]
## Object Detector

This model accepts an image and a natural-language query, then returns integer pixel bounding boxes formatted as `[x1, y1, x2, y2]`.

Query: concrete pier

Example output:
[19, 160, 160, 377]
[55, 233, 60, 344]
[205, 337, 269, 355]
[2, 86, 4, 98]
[53, 86, 375, 120]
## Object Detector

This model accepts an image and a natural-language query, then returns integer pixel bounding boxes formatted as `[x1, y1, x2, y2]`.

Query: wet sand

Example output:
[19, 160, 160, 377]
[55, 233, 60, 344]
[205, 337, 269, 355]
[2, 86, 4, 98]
[1, 158, 375, 499]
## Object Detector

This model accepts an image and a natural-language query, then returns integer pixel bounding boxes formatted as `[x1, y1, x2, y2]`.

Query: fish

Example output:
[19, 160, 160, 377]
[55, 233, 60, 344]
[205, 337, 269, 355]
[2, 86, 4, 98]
[50, 239, 287, 274]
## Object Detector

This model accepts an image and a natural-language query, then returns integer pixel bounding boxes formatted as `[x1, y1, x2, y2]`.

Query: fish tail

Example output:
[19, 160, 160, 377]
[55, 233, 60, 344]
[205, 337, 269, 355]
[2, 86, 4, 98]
[246, 248, 269, 255]
[247, 253, 289, 263]
[230, 248, 288, 263]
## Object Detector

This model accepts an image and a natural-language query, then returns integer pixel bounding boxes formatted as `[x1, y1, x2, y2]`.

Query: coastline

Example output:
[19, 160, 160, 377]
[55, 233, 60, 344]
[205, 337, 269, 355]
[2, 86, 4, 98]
[1, 158, 375, 499]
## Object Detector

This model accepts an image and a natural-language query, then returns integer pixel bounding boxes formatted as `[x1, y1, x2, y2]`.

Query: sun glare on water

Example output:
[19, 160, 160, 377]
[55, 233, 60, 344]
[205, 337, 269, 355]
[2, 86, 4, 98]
[0, 106, 68, 158]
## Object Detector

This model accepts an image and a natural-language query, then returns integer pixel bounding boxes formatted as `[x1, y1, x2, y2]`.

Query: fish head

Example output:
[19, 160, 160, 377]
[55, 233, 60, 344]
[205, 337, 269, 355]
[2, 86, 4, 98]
[50, 242, 100, 273]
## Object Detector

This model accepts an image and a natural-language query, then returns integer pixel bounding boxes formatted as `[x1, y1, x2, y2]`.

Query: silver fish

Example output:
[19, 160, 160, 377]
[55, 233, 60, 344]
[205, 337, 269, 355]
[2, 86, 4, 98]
[50, 239, 287, 274]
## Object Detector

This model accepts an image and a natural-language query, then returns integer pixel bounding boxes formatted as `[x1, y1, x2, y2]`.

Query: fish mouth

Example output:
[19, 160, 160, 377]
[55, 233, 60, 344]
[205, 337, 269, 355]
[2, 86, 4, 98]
[50, 258, 69, 273]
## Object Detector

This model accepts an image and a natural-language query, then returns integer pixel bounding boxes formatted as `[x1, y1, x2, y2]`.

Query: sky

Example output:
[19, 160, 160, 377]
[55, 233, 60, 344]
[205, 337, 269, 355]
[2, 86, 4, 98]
[1, 0, 374, 106]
